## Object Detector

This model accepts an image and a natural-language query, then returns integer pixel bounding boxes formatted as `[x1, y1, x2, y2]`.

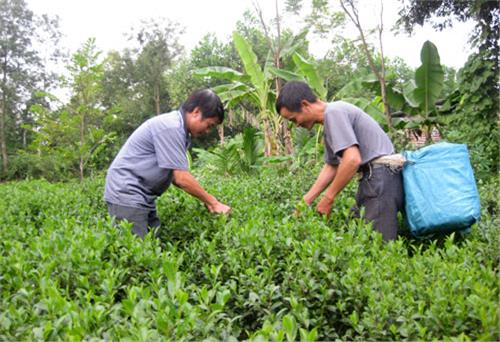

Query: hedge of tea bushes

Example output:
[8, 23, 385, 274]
[0, 169, 498, 340]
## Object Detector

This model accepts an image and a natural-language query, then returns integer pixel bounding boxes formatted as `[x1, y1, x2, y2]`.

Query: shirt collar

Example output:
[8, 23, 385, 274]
[178, 107, 192, 149]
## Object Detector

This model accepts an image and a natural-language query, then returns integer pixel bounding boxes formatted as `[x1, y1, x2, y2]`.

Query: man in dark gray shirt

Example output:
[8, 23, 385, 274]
[276, 81, 404, 241]
[105, 89, 231, 238]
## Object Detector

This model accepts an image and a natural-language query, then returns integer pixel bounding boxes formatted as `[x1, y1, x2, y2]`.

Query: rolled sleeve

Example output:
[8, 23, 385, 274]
[324, 142, 340, 165]
[152, 127, 188, 170]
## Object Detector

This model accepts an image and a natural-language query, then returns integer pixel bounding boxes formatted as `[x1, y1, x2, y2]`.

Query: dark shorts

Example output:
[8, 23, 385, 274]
[352, 164, 405, 241]
[107, 202, 161, 239]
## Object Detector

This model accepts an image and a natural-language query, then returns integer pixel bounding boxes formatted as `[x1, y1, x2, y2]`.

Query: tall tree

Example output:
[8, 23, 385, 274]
[101, 50, 150, 137]
[66, 38, 108, 181]
[170, 33, 242, 106]
[339, 0, 392, 129]
[0, 0, 60, 176]
[253, 0, 305, 154]
[129, 18, 184, 115]
[29, 38, 110, 182]
[190, 33, 241, 71]
[285, 0, 395, 128]
[235, 10, 272, 67]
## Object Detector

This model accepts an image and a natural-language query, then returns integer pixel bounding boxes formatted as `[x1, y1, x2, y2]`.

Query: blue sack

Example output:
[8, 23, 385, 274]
[402, 143, 481, 238]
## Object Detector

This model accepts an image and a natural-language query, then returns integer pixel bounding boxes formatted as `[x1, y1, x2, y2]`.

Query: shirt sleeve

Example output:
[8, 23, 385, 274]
[324, 140, 340, 165]
[326, 109, 359, 157]
[152, 127, 189, 170]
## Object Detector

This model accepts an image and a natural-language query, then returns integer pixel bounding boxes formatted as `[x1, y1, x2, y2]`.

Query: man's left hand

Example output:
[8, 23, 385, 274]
[316, 195, 334, 217]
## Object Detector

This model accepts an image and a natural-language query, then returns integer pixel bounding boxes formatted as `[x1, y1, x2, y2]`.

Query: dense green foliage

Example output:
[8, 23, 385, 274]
[442, 50, 499, 179]
[395, 0, 499, 178]
[1, 168, 498, 340]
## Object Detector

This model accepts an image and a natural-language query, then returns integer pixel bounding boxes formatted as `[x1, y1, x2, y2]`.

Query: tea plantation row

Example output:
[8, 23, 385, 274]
[0, 168, 498, 340]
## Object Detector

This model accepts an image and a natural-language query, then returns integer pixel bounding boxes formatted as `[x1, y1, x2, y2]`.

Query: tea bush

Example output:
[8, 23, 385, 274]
[0, 168, 498, 340]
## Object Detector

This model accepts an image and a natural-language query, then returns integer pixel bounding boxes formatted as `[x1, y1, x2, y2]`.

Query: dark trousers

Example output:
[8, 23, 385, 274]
[107, 202, 161, 239]
[351, 164, 405, 241]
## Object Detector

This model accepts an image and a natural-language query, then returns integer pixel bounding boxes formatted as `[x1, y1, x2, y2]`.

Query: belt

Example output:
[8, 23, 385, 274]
[358, 154, 406, 176]
[370, 153, 406, 168]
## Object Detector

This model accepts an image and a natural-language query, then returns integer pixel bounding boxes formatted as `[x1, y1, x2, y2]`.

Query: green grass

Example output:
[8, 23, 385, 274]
[0, 168, 498, 340]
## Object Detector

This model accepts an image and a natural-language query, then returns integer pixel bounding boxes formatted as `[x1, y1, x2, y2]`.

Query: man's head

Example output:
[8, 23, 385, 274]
[275, 81, 323, 130]
[182, 89, 224, 137]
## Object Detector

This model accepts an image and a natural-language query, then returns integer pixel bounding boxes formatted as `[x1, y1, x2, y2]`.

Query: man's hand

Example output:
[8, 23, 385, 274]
[206, 201, 231, 214]
[173, 170, 231, 214]
[316, 195, 334, 217]
[293, 198, 311, 218]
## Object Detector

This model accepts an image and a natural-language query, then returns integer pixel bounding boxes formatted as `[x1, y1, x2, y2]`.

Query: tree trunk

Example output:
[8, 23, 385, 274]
[228, 109, 234, 127]
[358, 20, 391, 129]
[79, 88, 88, 182]
[79, 110, 85, 182]
[379, 78, 391, 129]
[282, 122, 294, 155]
[340, 0, 392, 130]
[154, 83, 160, 115]
[263, 120, 272, 156]
[255, 0, 291, 155]
[218, 125, 224, 145]
[1, 59, 8, 176]
[377, 0, 392, 130]
[0, 96, 7, 176]
[22, 128, 27, 148]
[79, 159, 84, 182]
[274, 0, 294, 155]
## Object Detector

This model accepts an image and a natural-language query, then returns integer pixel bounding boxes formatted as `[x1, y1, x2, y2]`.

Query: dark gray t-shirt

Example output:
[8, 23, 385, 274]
[104, 110, 190, 209]
[323, 101, 394, 166]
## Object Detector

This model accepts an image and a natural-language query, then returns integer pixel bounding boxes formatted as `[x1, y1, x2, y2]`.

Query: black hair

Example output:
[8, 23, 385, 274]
[275, 81, 318, 113]
[181, 89, 224, 123]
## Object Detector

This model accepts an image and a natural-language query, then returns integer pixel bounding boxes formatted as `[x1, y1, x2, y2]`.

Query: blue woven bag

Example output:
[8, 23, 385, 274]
[402, 143, 481, 238]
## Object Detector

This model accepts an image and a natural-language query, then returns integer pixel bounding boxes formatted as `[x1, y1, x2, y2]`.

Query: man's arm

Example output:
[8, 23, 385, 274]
[172, 170, 231, 214]
[303, 163, 338, 205]
[316, 145, 361, 216]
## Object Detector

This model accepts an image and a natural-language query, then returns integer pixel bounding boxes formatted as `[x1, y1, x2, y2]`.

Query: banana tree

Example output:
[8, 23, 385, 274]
[340, 41, 445, 141]
[195, 32, 278, 155]
[402, 40, 444, 140]
[194, 31, 309, 156]
[269, 52, 327, 99]
[269, 52, 328, 161]
[335, 73, 401, 130]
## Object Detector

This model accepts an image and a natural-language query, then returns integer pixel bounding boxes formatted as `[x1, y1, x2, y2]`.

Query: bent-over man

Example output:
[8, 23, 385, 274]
[105, 89, 231, 238]
[276, 81, 404, 240]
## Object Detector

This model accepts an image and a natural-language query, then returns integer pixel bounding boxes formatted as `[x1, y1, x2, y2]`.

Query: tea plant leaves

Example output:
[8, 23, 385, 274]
[0, 170, 498, 340]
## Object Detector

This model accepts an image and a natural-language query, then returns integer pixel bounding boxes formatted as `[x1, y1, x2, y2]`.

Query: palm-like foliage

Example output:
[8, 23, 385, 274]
[337, 40, 445, 137]
[193, 127, 264, 175]
[194, 32, 278, 154]
[194, 32, 325, 156]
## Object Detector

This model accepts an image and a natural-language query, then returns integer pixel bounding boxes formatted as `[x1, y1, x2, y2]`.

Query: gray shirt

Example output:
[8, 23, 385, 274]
[323, 101, 394, 166]
[104, 110, 190, 209]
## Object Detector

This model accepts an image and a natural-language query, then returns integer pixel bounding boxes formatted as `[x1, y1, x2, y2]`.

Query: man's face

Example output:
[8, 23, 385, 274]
[188, 110, 220, 137]
[279, 107, 315, 130]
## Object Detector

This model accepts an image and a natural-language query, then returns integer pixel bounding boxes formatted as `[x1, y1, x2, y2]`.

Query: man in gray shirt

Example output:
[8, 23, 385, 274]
[276, 81, 404, 241]
[105, 89, 231, 238]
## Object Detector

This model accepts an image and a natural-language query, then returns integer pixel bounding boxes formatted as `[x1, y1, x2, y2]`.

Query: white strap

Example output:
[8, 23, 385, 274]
[371, 154, 406, 167]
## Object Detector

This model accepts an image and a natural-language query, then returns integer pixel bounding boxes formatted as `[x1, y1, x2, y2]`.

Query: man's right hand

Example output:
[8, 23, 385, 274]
[173, 170, 231, 215]
[206, 201, 231, 214]
[293, 198, 311, 218]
